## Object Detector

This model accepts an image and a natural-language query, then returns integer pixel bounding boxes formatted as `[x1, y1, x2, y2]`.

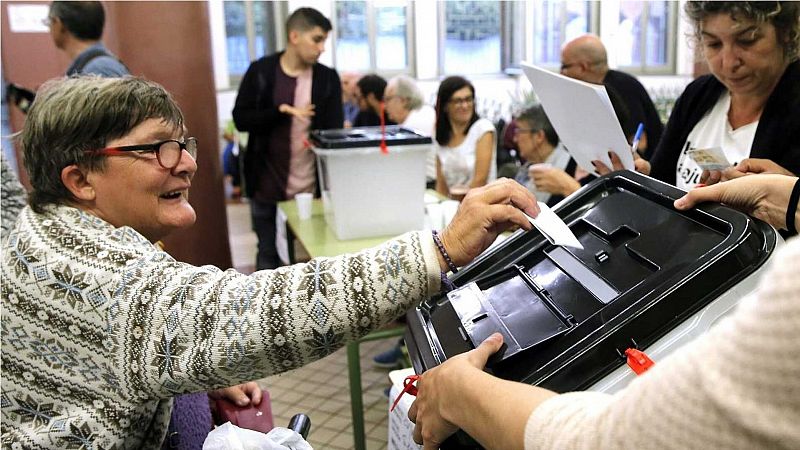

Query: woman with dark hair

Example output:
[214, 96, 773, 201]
[598, 1, 800, 190]
[434, 76, 497, 199]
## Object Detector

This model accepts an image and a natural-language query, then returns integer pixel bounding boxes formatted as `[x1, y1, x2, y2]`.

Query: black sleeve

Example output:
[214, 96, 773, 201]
[232, 60, 283, 134]
[647, 89, 695, 185]
[317, 69, 344, 130]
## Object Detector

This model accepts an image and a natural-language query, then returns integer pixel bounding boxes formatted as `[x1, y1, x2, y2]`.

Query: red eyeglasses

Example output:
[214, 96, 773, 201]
[85, 137, 197, 169]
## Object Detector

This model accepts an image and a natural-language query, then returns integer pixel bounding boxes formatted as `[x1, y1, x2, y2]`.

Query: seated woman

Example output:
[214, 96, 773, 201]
[597, 1, 800, 188]
[512, 104, 581, 207]
[434, 76, 497, 199]
[0, 76, 540, 447]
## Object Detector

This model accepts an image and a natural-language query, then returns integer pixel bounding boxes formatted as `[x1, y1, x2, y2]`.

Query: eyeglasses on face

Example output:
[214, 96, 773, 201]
[85, 137, 198, 169]
[449, 95, 474, 106]
[513, 127, 538, 136]
[561, 61, 584, 71]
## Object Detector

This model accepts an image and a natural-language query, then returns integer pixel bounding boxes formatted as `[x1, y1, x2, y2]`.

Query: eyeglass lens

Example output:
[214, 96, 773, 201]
[157, 139, 197, 169]
[450, 96, 474, 106]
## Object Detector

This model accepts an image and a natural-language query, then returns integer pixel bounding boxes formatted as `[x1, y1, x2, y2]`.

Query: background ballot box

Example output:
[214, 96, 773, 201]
[405, 171, 781, 449]
[310, 126, 431, 240]
[388, 368, 422, 450]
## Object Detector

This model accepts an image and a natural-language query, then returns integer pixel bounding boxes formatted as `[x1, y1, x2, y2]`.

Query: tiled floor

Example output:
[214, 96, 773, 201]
[226, 200, 397, 450]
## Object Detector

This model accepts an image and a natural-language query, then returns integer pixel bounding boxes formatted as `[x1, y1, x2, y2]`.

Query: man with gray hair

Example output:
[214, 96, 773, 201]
[560, 34, 663, 158]
[384, 75, 437, 187]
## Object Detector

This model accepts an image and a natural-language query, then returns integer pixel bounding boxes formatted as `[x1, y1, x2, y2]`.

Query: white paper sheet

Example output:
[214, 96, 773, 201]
[526, 202, 583, 249]
[521, 63, 635, 175]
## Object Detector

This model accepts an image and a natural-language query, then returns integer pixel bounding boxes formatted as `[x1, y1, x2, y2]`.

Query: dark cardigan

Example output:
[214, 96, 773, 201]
[649, 60, 800, 185]
[232, 52, 343, 201]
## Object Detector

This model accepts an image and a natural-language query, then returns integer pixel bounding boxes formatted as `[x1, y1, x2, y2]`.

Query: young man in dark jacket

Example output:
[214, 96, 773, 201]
[233, 7, 343, 270]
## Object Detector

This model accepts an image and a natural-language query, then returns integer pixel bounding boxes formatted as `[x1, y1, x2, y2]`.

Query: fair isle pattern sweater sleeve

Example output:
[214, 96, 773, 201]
[2, 205, 440, 448]
[524, 238, 800, 450]
[1, 154, 27, 241]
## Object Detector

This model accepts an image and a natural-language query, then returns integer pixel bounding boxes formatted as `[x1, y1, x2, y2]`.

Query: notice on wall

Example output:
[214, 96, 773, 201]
[7, 4, 50, 33]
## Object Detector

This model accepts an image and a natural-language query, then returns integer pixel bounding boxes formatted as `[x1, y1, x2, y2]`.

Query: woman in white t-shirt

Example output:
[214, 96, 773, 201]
[596, 2, 800, 191]
[434, 76, 497, 199]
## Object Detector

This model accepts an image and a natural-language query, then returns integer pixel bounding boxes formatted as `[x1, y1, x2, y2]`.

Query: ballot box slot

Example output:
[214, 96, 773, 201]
[545, 246, 619, 304]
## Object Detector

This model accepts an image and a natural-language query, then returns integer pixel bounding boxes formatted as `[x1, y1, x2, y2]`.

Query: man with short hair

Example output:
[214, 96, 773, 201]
[560, 34, 663, 158]
[47, 1, 128, 77]
[385, 75, 437, 187]
[233, 7, 343, 270]
[353, 74, 394, 127]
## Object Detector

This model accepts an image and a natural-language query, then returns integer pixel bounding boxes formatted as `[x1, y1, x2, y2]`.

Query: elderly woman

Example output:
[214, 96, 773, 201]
[408, 173, 800, 450]
[0, 76, 539, 447]
[598, 1, 799, 189]
[384, 75, 437, 188]
[434, 76, 497, 200]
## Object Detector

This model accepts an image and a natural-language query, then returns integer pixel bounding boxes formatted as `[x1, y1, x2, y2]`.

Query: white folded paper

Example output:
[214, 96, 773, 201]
[526, 202, 583, 249]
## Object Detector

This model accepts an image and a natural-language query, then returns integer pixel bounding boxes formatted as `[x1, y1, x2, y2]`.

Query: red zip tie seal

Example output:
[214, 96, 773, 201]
[624, 348, 655, 375]
[390, 374, 420, 412]
[379, 100, 389, 154]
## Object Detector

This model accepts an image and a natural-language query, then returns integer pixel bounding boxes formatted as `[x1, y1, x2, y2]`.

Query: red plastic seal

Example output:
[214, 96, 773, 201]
[625, 348, 655, 375]
[390, 374, 420, 412]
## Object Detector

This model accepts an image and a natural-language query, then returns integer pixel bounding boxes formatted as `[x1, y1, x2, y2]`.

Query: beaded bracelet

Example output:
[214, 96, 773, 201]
[787, 178, 800, 236]
[431, 230, 458, 274]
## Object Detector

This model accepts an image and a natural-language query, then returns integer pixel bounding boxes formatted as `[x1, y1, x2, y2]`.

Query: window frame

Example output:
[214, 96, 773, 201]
[529, 1, 601, 72]
[331, 0, 415, 77]
[436, 1, 508, 76]
[225, 0, 283, 86]
[615, 1, 679, 75]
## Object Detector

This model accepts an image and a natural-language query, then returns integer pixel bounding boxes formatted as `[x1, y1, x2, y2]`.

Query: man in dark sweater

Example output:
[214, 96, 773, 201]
[560, 34, 663, 159]
[233, 7, 343, 270]
[353, 74, 395, 127]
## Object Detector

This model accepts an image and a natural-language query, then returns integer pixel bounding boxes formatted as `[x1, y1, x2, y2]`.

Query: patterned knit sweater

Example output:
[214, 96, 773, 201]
[1, 204, 440, 448]
[1, 154, 27, 242]
[525, 237, 800, 449]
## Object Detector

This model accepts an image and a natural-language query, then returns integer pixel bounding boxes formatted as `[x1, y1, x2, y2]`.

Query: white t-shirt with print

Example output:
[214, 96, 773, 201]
[436, 118, 497, 189]
[675, 91, 758, 190]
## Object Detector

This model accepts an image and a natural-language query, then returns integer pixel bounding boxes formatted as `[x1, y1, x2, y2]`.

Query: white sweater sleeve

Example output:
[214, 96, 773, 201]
[524, 238, 800, 450]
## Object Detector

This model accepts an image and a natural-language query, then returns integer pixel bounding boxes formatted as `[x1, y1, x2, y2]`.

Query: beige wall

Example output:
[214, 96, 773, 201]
[1, 1, 232, 269]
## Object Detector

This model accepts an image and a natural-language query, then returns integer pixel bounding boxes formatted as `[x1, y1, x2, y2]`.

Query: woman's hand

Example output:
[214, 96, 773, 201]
[409, 333, 505, 449]
[675, 174, 798, 230]
[439, 179, 539, 267]
[700, 158, 794, 186]
[208, 381, 262, 407]
[592, 151, 651, 176]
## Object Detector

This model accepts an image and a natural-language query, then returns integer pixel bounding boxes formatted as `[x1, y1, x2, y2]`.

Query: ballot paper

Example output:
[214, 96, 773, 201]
[521, 63, 635, 176]
[526, 202, 583, 249]
[687, 147, 732, 171]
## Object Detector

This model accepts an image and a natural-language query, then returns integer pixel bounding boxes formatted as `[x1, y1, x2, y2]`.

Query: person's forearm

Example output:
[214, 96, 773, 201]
[444, 369, 556, 450]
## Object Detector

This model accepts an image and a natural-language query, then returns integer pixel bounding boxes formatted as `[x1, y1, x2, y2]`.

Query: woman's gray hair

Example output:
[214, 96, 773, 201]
[21, 76, 184, 213]
[685, 1, 800, 62]
[389, 75, 424, 111]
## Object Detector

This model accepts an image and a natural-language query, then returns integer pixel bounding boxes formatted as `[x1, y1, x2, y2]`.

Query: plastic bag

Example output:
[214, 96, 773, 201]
[202, 422, 313, 450]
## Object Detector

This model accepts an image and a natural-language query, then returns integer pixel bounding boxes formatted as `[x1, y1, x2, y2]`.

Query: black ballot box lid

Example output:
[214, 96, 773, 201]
[309, 125, 432, 149]
[406, 170, 776, 394]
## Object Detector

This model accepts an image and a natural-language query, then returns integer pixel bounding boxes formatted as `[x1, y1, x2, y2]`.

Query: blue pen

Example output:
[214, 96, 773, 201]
[631, 122, 645, 156]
